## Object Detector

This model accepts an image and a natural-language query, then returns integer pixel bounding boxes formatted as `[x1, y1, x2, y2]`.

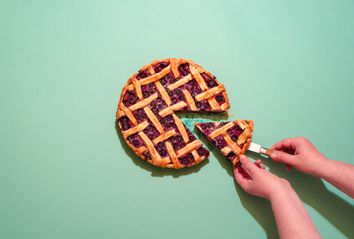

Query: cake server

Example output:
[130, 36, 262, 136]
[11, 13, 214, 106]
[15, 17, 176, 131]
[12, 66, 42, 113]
[248, 142, 292, 170]
[247, 142, 273, 156]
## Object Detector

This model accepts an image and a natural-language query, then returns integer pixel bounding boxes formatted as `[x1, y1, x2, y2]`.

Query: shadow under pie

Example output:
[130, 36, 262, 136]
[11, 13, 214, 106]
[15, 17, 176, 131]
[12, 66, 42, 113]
[115, 121, 209, 177]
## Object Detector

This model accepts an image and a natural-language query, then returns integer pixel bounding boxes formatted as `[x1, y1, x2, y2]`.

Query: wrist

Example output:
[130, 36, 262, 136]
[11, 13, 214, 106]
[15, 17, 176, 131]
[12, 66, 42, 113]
[267, 180, 294, 201]
[310, 156, 332, 178]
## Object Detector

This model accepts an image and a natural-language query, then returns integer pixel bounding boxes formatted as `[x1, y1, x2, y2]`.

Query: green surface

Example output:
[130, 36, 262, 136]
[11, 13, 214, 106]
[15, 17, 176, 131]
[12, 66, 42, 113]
[1, 0, 354, 238]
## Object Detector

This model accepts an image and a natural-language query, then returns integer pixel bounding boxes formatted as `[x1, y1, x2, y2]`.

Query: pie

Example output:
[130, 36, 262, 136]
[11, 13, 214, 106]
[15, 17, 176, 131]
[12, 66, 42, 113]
[116, 58, 230, 169]
[195, 120, 254, 165]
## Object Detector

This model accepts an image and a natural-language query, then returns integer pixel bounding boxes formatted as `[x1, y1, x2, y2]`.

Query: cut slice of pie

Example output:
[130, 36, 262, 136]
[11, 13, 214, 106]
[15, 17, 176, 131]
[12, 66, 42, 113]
[116, 58, 230, 169]
[195, 120, 254, 164]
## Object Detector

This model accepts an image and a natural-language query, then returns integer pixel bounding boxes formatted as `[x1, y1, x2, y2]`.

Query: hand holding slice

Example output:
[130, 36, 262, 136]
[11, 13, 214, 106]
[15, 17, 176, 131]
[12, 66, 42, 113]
[195, 120, 254, 165]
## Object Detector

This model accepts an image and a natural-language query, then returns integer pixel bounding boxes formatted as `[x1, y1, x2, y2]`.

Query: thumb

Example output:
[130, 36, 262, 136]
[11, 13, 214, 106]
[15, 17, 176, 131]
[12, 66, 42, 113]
[239, 155, 258, 175]
[270, 150, 296, 165]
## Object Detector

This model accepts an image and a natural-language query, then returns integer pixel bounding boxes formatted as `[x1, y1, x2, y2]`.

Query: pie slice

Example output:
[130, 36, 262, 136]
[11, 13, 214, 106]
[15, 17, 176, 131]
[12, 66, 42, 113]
[116, 58, 230, 169]
[195, 120, 254, 165]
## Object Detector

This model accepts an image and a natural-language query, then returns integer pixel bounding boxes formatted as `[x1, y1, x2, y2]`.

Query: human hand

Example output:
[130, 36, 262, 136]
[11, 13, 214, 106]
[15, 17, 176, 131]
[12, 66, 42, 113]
[234, 155, 291, 200]
[270, 137, 328, 176]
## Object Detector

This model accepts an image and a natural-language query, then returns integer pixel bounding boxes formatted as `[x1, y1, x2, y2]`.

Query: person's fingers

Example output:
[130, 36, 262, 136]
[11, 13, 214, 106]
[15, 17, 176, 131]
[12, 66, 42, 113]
[239, 155, 258, 175]
[233, 165, 250, 188]
[254, 160, 263, 169]
[255, 160, 265, 169]
[285, 164, 292, 171]
[235, 163, 251, 178]
[272, 137, 311, 151]
[270, 150, 296, 166]
[271, 138, 297, 150]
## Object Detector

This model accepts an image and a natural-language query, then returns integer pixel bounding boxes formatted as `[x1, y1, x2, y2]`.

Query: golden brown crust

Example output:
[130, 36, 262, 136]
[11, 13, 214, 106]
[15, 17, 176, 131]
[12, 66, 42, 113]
[116, 58, 229, 169]
[195, 120, 254, 165]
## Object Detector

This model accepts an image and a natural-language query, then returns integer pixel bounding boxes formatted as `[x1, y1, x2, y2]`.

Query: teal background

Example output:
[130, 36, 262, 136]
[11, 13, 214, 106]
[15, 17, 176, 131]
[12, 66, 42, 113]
[1, 0, 353, 238]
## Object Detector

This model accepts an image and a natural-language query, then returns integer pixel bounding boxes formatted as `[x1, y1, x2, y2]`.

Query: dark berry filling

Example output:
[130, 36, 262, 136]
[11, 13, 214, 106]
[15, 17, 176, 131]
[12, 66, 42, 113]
[168, 88, 185, 105]
[141, 82, 157, 98]
[160, 115, 176, 130]
[235, 162, 251, 179]
[153, 62, 169, 73]
[201, 72, 212, 81]
[119, 116, 132, 130]
[215, 93, 225, 104]
[128, 133, 144, 148]
[136, 69, 151, 80]
[178, 63, 190, 77]
[187, 129, 196, 141]
[226, 152, 237, 161]
[186, 80, 202, 97]
[143, 151, 152, 160]
[227, 125, 243, 141]
[201, 73, 218, 88]
[149, 97, 167, 114]
[156, 142, 168, 157]
[160, 73, 176, 86]
[133, 108, 148, 122]
[218, 122, 228, 127]
[197, 147, 209, 157]
[143, 125, 159, 140]
[122, 90, 138, 107]
[178, 153, 195, 166]
[169, 135, 186, 150]
[213, 135, 227, 149]
[196, 100, 211, 111]
[199, 122, 216, 135]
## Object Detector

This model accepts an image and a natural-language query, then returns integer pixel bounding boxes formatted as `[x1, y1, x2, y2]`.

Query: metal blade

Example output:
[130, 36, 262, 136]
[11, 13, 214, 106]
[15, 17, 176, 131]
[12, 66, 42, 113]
[248, 142, 262, 154]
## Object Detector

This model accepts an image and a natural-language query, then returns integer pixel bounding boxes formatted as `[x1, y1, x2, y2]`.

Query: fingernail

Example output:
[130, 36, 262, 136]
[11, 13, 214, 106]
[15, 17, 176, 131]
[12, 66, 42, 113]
[239, 155, 246, 160]
[270, 151, 276, 159]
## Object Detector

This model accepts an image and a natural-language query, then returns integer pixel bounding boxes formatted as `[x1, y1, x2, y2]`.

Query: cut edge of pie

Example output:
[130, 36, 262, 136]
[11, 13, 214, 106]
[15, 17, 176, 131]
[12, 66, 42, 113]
[195, 120, 254, 165]
[116, 58, 230, 169]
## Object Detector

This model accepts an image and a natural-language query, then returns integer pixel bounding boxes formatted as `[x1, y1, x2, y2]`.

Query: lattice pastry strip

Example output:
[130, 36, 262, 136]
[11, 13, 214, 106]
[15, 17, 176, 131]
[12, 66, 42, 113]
[195, 120, 254, 165]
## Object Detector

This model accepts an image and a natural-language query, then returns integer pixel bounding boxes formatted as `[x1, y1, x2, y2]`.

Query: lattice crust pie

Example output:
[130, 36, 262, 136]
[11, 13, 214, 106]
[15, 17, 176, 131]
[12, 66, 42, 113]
[195, 120, 254, 165]
[116, 58, 230, 169]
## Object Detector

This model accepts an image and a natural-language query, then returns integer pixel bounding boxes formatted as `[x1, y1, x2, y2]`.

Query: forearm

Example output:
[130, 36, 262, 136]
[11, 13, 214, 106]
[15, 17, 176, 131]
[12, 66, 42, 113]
[269, 185, 321, 239]
[315, 158, 354, 198]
